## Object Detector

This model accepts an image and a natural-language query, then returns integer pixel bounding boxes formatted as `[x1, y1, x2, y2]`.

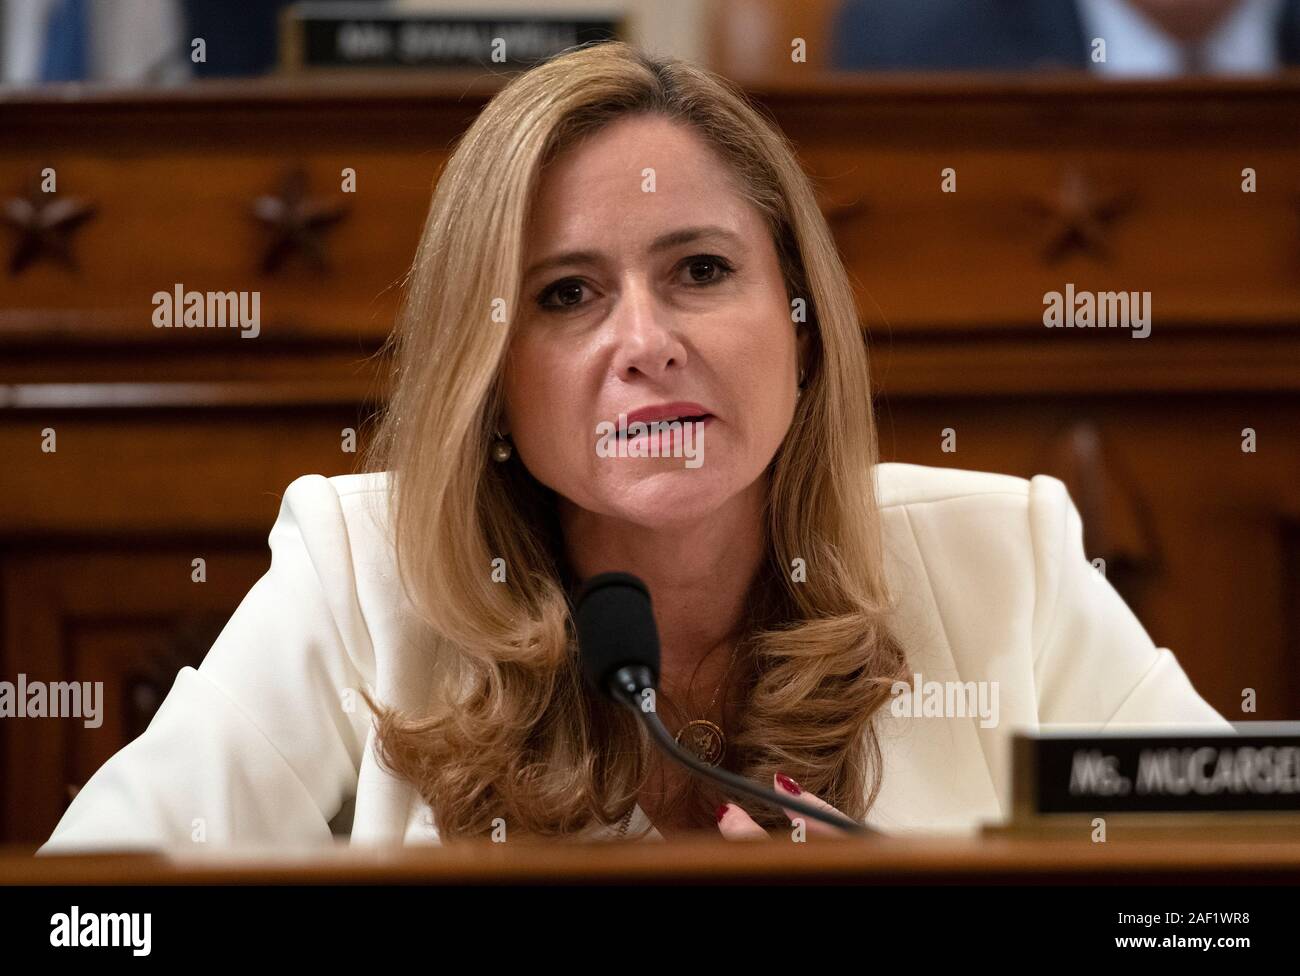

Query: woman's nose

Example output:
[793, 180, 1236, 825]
[609, 280, 686, 380]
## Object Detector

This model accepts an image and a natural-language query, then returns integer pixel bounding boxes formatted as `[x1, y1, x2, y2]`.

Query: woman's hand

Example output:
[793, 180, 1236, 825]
[715, 773, 857, 840]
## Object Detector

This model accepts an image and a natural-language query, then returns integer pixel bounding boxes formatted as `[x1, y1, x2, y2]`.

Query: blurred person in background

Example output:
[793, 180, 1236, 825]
[831, 0, 1300, 75]
[0, 0, 303, 83]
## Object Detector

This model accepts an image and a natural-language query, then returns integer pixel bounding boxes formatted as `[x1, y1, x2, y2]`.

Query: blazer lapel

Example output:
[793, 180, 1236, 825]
[866, 507, 1006, 832]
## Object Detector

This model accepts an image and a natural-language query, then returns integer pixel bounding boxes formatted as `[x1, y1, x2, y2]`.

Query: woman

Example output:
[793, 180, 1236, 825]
[39, 40, 1226, 852]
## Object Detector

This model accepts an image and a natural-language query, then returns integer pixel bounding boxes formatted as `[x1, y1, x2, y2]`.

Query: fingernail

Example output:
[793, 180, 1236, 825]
[715, 803, 730, 823]
[776, 773, 802, 795]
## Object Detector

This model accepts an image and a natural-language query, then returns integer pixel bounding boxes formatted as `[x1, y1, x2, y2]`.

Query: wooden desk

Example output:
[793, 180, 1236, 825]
[7, 832, 1300, 885]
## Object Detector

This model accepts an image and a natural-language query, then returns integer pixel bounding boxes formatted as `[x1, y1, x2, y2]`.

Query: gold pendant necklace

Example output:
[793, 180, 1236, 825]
[675, 718, 726, 765]
[672, 641, 738, 767]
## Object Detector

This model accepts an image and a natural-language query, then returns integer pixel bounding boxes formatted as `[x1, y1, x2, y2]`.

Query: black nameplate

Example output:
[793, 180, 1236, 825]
[1014, 730, 1300, 815]
[284, 2, 622, 70]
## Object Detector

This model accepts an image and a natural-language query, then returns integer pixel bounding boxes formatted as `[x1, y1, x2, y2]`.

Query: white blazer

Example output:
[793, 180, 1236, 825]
[38, 463, 1229, 853]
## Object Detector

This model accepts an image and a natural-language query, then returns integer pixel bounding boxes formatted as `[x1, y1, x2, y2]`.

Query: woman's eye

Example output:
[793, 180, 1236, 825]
[537, 279, 589, 311]
[682, 255, 735, 286]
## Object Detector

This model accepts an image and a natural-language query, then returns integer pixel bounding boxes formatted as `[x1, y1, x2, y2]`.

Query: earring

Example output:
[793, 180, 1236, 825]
[796, 369, 806, 400]
[491, 429, 512, 462]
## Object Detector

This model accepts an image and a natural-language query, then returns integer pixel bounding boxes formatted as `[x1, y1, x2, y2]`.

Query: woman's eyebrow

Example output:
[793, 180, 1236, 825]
[523, 225, 744, 280]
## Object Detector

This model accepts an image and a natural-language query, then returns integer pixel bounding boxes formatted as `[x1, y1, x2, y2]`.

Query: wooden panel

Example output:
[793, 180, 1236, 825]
[0, 548, 271, 843]
[0, 410, 369, 534]
[2, 75, 1298, 357]
[0, 78, 494, 346]
[786, 86, 1300, 332]
[0, 153, 431, 343]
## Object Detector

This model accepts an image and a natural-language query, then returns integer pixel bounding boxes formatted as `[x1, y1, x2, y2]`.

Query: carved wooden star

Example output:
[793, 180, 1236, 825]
[2, 181, 96, 274]
[1024, 166, 1137, 263]
[252, 167, 347, 273]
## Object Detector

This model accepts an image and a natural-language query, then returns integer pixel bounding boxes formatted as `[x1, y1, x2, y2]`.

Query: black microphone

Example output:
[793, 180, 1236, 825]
[574, 570, 874, 837]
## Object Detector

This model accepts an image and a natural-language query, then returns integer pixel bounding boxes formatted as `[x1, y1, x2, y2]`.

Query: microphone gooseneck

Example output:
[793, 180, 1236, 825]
[574, 571, 875, 838]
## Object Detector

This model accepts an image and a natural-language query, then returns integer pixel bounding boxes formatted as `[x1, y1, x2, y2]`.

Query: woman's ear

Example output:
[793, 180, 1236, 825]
[796, 323, 812, 380]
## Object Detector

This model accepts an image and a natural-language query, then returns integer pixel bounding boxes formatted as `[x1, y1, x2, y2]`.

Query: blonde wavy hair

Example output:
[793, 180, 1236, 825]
[360, 39, 909, 840]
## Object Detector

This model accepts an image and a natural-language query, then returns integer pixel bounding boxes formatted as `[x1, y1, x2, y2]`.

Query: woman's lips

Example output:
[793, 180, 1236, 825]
[623, 401, 713, 426]
[618, 414, 713, 439]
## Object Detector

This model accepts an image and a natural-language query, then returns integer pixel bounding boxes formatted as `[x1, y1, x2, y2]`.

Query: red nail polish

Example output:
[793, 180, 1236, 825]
[776, 773, 802, 795]
[715, 803, 730, 823]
